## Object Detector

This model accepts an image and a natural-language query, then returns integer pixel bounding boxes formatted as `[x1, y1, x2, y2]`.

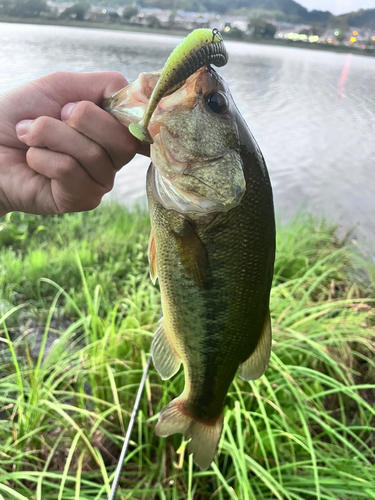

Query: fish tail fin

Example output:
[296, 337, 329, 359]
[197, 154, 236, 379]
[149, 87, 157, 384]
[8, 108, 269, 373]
[185, 414, 224, 470]
[155, 397, 223, 470]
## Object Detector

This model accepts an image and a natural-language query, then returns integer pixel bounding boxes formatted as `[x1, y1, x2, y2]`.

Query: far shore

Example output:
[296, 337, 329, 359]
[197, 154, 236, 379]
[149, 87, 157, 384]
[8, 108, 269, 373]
[1, 15, 375, 58]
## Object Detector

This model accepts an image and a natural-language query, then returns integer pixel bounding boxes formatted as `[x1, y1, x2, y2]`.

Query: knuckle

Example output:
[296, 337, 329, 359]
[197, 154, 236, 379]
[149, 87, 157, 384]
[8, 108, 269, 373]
[85, 192, 103, 211]
[103, 175, 114, 192]
[55, 154, 77, 177]
[26, 146, 38, 165]
[28, 116, 52, 143]
[86, 142, 105, 164]
[54, 183, 103, 214]
[121, 142, 138, 164]
[54, 177, 106, 213]
[68, 100, 93, 128]
[95, 170, 114, 193]
[110, 71, 128, 88]
[104, 71, 128, 97]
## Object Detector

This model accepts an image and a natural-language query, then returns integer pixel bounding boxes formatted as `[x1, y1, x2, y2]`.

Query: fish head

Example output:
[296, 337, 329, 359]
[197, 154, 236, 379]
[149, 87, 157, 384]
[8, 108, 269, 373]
[103, 66, 246, 215]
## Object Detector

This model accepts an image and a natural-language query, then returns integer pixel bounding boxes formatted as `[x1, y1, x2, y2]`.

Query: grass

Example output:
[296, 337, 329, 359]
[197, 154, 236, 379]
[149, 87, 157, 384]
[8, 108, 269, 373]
[0, 204, 374, 499]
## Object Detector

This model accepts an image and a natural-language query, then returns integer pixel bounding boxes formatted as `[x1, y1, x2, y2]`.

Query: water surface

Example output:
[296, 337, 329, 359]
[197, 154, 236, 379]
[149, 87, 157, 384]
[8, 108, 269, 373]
[1, 23, 374, 247]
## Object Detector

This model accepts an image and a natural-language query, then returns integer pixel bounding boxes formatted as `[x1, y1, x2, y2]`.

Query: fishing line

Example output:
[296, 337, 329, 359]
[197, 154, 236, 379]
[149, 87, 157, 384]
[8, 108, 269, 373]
[108, 356, 151, 500]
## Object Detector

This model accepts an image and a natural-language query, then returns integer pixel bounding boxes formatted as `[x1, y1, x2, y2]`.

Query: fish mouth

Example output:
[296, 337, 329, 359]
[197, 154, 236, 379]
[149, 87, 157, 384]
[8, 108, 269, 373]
[102, 67, 201, 142]
[102, 70, 162, 138]
[103, 67, 246, 215]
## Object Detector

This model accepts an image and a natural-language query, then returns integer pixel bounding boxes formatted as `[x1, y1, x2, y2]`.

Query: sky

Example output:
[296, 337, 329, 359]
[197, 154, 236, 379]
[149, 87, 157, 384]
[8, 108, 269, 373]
[297, 0, 375, 15]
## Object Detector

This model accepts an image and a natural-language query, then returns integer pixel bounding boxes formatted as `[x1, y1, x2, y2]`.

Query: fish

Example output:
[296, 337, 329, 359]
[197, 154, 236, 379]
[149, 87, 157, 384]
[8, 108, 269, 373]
[103, 29, 275, 470]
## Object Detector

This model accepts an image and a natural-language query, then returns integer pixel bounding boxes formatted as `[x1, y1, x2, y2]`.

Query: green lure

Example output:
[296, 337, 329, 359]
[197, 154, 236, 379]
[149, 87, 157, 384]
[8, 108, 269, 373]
[129, 28, 228, 144]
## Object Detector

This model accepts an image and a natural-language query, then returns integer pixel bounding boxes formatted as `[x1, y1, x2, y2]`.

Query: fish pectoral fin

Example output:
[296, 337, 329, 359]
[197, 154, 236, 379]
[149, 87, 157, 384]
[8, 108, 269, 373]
[148, 230, 157, 284]
[172, 221, 210, 288]
[151, 320, 181, 380]
[155, 397, 223, 471]
[238, 310, 272, 381]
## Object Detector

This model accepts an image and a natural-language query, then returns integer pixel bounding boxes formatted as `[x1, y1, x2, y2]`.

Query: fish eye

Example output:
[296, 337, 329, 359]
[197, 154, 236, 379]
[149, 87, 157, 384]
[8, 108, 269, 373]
[205, 92, 228, 115]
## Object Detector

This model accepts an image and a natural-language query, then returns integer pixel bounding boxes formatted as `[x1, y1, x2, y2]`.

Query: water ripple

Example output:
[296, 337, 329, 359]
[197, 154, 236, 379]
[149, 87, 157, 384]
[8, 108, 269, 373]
[1, 23, 374, 245]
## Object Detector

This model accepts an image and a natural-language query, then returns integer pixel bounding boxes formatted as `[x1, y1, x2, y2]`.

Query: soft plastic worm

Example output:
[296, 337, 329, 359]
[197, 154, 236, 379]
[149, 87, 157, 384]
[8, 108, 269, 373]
[129, 28, 228, 144]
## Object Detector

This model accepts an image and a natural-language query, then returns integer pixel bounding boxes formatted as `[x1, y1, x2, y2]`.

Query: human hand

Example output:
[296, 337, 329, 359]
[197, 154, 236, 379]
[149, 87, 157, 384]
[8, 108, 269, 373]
[0, 71, 148, 217]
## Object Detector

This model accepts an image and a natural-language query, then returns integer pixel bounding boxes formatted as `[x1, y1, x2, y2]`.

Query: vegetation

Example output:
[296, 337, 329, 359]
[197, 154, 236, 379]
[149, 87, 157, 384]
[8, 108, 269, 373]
[122, 5, 138, 20]
[248, 17, 277, 38]
[340, 8, 375, 29]
[0, 0, 374, 31]
[0, 205, 375, 499]
[147, 13, 162, 28]
[0, 0, 50, 17]
[137, 0, 319, 20]
[60, 2, 90, 21]
[0, 0, 359, 24]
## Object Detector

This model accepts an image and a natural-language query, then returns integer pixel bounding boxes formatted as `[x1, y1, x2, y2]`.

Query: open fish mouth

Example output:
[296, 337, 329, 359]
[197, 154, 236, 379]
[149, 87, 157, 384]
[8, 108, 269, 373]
[103, 66, 246, 215]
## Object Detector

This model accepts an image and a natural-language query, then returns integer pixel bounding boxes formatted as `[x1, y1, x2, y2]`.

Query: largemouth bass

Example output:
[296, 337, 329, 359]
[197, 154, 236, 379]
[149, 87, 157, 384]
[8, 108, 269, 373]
[104, 30, 275, 470]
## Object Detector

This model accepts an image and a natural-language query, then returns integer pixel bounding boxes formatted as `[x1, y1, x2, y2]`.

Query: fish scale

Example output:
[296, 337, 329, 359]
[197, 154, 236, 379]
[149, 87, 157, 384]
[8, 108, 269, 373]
[103, 32, 275, 470]
[146, 131, 274, 427]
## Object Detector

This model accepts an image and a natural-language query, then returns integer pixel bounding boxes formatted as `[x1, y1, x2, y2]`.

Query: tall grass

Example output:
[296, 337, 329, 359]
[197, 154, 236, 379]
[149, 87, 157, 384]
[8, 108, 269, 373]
[0, 205, 374, 499]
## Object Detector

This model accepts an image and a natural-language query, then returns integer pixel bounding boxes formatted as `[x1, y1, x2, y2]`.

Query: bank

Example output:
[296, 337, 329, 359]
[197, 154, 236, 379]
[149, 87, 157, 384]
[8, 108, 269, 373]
[0, 205, 374, 499]
[1, 15, 375, 58]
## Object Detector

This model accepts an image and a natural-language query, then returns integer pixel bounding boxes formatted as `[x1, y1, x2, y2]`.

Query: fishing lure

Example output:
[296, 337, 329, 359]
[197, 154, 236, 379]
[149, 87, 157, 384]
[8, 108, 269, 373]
[129, 28, 228, 144]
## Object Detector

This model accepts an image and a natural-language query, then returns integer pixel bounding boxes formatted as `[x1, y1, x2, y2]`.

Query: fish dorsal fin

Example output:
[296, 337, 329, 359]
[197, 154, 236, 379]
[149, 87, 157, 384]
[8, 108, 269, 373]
[148, 230, 157, 284]
[151, 320, 181, 380]
[238, 310, 272, 381]
[172, 221, 210, 288]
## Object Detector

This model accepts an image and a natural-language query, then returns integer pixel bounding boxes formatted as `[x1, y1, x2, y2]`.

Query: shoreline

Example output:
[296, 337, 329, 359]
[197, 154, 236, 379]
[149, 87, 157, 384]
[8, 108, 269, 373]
[1, 205, 374, 498]
[1, 16, 375, 58]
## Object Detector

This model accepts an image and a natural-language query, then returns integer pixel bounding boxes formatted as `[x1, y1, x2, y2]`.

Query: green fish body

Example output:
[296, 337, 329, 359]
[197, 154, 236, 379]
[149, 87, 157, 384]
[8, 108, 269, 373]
[104, 61, 275, 470]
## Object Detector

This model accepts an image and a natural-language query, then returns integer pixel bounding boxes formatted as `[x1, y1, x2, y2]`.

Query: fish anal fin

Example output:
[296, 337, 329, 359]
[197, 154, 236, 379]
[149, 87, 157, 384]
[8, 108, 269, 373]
[155, 397, 223, 471]
[238, 310, 272, 381]
[151, 321, 181, 380]
[173, 221, 210, 288]
[148, 230, 157, 284]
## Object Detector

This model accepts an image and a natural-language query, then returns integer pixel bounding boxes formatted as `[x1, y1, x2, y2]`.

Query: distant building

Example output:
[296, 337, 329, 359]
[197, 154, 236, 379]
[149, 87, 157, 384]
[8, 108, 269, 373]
[128, 8, 216, 30]
[86, 6, 118, 22]
[174, 10, 212, 29]
[210, 15, 247, 33]
[48, 1, 74, 15]
[129, 8, 169, 27]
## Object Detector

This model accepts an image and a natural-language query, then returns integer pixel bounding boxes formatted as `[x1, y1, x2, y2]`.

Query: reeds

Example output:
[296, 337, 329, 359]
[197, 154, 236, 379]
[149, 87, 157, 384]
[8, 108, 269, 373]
[0, 205, 374, 499]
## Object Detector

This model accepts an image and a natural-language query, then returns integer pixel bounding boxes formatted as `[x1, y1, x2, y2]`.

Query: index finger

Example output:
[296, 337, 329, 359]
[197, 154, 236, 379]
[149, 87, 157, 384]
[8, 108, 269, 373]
[4, 71, 129, 150]
[61, 100, 140, 170]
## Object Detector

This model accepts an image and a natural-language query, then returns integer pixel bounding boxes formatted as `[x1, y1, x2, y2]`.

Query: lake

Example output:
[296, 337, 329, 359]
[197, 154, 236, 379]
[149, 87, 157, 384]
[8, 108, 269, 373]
[1, 22, 374, 249]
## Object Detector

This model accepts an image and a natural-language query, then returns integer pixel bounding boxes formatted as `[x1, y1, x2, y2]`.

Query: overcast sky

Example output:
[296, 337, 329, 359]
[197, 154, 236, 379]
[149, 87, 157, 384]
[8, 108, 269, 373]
[297, 0, 375, 15]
